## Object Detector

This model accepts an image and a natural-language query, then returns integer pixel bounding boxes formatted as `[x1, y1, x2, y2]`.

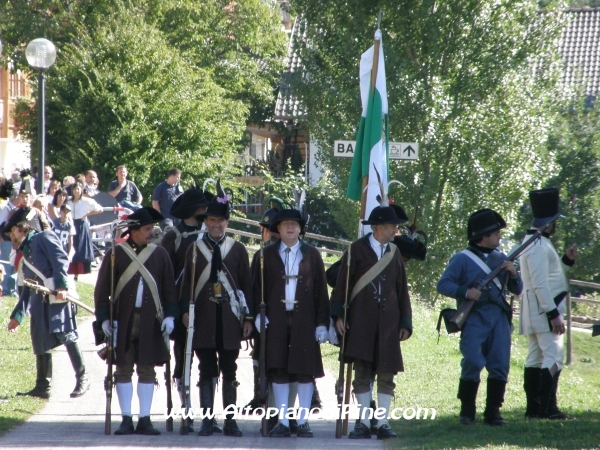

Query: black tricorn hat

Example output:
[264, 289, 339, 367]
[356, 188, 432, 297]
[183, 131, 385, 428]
[361, 205, 404, 225]
[467, 209, 506, 242]
[269, 209, 306, 232]
[204, 199, 230, 220]
[393, 233, 427, 261]
[389, 204, 409, 223]
[529, 188, 565, 228]
[259, 208, 279, 228]
[126, 207, 164, 232]
[1, 207, 43, 236]
[170, 188, 208, 220]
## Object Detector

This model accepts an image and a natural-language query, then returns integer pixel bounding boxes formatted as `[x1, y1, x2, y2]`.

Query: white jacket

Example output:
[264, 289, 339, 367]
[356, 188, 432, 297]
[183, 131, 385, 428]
[519, 235, 570, 335]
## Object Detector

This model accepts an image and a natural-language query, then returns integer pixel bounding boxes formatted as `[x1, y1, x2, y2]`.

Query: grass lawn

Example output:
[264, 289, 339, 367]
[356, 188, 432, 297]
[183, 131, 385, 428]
[321, 300, 600, 449]
[0, 282, 95, 436]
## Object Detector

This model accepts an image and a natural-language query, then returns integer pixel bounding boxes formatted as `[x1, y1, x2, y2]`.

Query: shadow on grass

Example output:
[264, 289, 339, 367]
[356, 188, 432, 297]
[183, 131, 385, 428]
[0, 416, 27, 435]
[387, 410, 600, 449]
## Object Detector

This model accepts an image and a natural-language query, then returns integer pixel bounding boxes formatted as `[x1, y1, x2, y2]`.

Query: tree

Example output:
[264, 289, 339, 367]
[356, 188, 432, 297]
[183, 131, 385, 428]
[3, 0, 287, 198]
[289, 0, 567, 300]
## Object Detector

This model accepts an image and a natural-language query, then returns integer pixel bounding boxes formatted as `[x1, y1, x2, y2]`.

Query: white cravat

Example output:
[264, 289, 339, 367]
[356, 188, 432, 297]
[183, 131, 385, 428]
[280, 241, 302, 311]
[369, 234, 387, 261]
[135, 277, 143, 308]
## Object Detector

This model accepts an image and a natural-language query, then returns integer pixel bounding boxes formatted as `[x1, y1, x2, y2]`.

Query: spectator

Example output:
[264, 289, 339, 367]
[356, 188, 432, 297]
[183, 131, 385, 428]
[63, 176, 75, 195]
[108, 166, 142, 211]
[0, 180, 19, 296]
[152, 168, 183, 230]
[43, 166, 53, 194]
[48, 180, 61, 198]
[85, 170, 100, 197]
[53, 204, 75, 258]
[11, 171, 21, 194]
[68, 180, 103, 280]
[49, 188, 69, 222]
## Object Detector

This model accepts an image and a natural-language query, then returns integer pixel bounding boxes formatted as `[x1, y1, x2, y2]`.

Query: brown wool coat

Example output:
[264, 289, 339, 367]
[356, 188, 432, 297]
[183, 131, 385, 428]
[94, 243, 178, 367]
[332, 235, 412, 374]
[252, 241, 330, 377]
[179, 238, 252, 350]
[160, 226, 194, 286]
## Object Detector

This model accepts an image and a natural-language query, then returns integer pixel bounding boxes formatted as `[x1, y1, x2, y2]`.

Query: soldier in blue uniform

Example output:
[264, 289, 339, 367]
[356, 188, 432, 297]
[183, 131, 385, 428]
[437, 209, 522, 426]
[5, 207, 89, 399]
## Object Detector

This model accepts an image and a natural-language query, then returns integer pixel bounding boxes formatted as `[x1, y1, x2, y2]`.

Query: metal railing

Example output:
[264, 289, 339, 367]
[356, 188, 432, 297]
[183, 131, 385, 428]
[566, 279, 600, 365]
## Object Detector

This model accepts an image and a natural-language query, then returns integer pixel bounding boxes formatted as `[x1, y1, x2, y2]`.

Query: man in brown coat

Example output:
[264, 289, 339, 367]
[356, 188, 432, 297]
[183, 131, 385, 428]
[332, 205, 412, 440]
[95, 207, 178, 436]
[253, 208, 330, 438]
[159, 188, 209, 433]
[179, 197, 253, 437]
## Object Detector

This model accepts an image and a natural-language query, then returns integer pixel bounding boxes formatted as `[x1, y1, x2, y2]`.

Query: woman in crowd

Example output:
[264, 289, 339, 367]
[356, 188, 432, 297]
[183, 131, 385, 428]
[67, 180, 103, 280]
[48, 188, 68, 222]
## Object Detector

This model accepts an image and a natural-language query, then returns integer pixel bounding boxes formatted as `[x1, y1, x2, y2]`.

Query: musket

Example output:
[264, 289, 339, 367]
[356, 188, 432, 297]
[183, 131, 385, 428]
[22, 279, 94, 314]
[335, 243, 351, 438]
[450, 221, 552, 329]
[165, 335, 173, 431]
[181, 242, 197, 435]
[259, 240, 268, 437]
[104, 223, 116, 435]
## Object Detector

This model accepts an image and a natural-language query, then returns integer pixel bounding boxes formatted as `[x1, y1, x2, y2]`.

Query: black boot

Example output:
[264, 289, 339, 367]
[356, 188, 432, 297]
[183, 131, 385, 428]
[197, 380, 214, 436]
[548, 370, 568, 419]
[222, 381, 242, 437]
[66, 343, 89, 398]
[457, 379, 479, 424]
[539, 369, 568, 419]
[17, 353, 52, 399]
[483, 378, 507, 426]
[243, 364, 261, 412]
[523, 367, 541, 418]
[114, 415, 134, 435]
[310, 381, 322, 409]
[135, 416, 161, 435]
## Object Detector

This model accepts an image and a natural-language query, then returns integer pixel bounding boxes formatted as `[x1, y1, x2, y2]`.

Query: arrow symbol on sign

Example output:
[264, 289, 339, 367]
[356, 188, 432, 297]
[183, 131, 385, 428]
[404, 145, 415, 157]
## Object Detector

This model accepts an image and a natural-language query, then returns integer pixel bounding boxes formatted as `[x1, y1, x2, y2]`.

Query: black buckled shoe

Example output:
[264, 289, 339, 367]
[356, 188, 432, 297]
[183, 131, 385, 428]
[114, 415, 134, 435]
[289, 419, 298, 434]
[198, 417, 213, 436]
[135, 416, 161, 435]
[348, 422, 371, 439]
[223, 419, 242, 437]
[268, 423, 291, 437]
[377, 424, 397, 440]
[296, 422, 313, 438]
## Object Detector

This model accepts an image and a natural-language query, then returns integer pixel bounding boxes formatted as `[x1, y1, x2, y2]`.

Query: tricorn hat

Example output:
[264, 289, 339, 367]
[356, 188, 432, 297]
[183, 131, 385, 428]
[259, 208, 280, 228]
[269, 208, 306, 232]
[529, 188, 564, 228]
[202, 179, 231, 220]
[170, 188, 208, 219]
[393, 233, 427, 261]
[1, 207, 43, 236]
[125, 207, 164, 233]
[389, 204, 409, 223]
[467, 209, 506, 242]
[361, 205, 404, 225]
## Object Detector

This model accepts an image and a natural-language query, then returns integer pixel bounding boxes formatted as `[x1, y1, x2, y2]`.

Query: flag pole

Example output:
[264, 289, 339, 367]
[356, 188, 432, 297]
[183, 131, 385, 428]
[359, 10, 384, 227]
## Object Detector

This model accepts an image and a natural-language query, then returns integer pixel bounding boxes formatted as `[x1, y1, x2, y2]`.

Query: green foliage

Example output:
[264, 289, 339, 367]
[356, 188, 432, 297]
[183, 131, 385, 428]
[3, 0, 287, 201]
[289, 0, 568, 300]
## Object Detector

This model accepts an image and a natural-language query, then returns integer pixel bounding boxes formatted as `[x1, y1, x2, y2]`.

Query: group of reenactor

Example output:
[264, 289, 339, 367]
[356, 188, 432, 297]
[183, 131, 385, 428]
[4, 174, 580, 439]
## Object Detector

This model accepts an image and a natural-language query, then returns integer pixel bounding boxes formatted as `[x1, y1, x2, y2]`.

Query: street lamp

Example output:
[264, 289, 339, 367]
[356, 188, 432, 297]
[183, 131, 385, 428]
[26, 38, 56, 194]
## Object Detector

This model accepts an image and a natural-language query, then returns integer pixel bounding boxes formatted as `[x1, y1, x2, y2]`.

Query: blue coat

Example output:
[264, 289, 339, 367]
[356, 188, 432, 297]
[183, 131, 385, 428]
[437, 246, 523, 313]
[11, 230, 74, 355]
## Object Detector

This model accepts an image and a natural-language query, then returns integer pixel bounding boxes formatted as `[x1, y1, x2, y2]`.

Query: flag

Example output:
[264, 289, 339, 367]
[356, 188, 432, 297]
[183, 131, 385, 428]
[346, 29, 389, 226]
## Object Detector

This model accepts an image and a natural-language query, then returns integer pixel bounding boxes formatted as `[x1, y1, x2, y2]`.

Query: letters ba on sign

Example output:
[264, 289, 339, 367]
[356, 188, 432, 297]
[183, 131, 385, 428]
[334, 141, 419, 160]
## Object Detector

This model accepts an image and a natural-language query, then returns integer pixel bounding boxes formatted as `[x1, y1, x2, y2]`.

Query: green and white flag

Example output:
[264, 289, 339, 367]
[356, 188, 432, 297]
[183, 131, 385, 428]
[346, 29, 389, 223]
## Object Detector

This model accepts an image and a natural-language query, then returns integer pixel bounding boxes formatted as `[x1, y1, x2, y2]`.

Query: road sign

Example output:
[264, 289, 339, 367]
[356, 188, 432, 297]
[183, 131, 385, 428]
[334, 140, 419, 160]
[235, 176, 266, 186]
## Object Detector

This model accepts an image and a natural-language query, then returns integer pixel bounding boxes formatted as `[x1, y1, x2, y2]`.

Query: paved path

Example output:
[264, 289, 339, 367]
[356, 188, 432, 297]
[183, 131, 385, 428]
[0, 270, 384, 449]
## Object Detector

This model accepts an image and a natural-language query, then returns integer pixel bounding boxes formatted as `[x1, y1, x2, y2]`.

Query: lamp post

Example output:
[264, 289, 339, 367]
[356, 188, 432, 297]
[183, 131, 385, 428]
[26, 38, 56, 194]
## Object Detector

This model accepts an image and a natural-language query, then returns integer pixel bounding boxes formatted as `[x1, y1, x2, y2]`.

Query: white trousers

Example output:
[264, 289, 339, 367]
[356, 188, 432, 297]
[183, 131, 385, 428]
[525, 332, 564, 371]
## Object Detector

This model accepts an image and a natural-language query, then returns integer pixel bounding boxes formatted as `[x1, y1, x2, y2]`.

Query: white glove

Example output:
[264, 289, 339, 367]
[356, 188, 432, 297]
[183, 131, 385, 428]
[255, 314, 269, 330]
[315, 325, 328, 344]
[161, 317, 174, 337]
[102, 320, 113, 337]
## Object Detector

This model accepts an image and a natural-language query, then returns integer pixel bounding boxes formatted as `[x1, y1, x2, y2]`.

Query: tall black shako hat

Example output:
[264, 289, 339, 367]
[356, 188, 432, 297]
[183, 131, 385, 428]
[125, 207, 164, 233]
[259, 208, 279, 228]
[467, 209, 506, 243]
[529, 188, 565, 227]
[203, 179, 231, 220]
[170, 188, 208, 220]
